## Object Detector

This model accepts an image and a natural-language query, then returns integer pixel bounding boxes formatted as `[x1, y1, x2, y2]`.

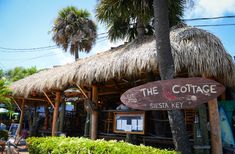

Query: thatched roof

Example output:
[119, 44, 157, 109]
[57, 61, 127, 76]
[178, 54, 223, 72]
[10, 26, 235, 97]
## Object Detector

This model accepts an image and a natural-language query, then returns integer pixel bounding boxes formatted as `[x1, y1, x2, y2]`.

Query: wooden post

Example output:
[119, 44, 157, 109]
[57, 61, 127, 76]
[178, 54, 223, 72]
[202, 76, 223, 154]
[208, 98, 222, 154]
[52, 91, 61, 136]
[59, 102, 65, 132]
[84, 91, 91, 137]
[18, 99, 25, 136]
[31, 106, 38, 136]
[91, 85, 98, 140]
[44, 105, 49, 130]
[198, 105, 210, 154]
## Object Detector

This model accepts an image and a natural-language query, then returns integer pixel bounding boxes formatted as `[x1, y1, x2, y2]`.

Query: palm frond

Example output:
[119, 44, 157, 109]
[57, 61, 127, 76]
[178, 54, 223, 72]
[0, 79, 11, 104]
[52, 6, 97, 58]
[96, 0, 185, 41]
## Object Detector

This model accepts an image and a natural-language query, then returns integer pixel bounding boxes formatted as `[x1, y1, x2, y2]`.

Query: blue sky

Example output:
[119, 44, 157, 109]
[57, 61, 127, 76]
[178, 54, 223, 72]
[0, 0, 235, 70]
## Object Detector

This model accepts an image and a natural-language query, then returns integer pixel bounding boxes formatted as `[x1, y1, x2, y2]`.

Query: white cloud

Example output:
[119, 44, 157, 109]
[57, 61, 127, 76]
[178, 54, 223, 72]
[185, 0, 235, 18]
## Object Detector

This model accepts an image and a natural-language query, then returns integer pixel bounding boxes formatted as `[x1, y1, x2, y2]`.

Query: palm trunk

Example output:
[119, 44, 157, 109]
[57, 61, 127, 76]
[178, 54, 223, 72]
[137, 17, 145, 38]
[74, 44, 79, 61]
[153, 0, 192, 153]
[75, 51, 79, 61]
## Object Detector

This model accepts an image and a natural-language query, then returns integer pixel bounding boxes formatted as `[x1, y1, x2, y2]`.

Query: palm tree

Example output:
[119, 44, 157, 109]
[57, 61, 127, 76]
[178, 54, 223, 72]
[153, 0, 191, 153]
[52, 6, 97, 60]
[0, 79, 11, 104]
[96, 0, 185, 41]
[5, 66, 38, 82]
[0, 69, 4, 79]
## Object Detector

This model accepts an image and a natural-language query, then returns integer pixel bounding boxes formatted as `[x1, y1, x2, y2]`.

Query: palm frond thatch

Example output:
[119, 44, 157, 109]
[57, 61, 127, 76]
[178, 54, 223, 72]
[10, 26, 235, 97]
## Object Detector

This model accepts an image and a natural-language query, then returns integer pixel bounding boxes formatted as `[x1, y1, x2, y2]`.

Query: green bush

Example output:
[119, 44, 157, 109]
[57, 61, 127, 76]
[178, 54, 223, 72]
[0, 130, 8, 140]
[26, 137, 179, 154]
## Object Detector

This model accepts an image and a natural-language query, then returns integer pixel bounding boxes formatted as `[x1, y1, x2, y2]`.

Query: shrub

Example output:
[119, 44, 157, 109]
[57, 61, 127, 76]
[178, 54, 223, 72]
[26, 137, 179, 154]
[0, 130, 8, 140]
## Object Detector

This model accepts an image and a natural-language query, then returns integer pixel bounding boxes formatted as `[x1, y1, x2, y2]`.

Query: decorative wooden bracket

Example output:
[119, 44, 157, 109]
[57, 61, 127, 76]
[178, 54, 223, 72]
[12, 97, 22, 112]
[75, 84, 88, 99]
[43, 91, 55, 109]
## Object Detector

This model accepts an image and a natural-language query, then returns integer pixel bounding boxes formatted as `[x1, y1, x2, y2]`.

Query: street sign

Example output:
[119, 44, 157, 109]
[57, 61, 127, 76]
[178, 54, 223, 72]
[120, 77, 225, 110]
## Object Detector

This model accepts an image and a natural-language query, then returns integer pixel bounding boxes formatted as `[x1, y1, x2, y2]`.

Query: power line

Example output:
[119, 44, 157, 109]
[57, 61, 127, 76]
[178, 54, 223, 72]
[1, 15, 235, 52]
[96, 38, 108, 43]
[194, 23, 235, 27]
[0, 45, 56, 51]
[183, 15, 235, 21]
[0, 47, 59, 53]
[0, 32, 108, 52]
[0, 53, 59, 61]
[1, 21, 235, 62]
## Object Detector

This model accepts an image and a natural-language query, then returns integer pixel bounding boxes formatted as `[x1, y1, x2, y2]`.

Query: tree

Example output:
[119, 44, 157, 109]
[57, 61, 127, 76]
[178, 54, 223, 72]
[153, 0, 191, 153]
[0, 69, 4, 79]
[5, 66, 38, 82]
[52, 6, 97, 60]
[96, 0, 191, 152]
[0, 79, 11, 105]
[0, 67, 38, 112]
[96, 0, 185, 41]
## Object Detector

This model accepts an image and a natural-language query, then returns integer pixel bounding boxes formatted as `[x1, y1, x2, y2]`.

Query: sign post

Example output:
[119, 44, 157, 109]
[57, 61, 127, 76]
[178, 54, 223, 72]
[121, 77, 225, 110]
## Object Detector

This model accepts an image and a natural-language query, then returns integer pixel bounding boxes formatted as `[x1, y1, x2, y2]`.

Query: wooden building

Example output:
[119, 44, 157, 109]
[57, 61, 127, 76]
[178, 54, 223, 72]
[10, 26, 235, 152]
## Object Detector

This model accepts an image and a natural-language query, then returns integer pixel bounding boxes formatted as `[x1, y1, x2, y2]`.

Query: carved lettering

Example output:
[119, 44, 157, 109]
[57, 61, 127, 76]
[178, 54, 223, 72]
[140, 87, 159, 97]
[172, 84, 217, 94]
[120, 77, 225, 110]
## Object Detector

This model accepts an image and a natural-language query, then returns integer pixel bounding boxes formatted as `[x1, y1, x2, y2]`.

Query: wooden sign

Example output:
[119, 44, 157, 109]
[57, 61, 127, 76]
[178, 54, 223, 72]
[120, 77, 225, 110]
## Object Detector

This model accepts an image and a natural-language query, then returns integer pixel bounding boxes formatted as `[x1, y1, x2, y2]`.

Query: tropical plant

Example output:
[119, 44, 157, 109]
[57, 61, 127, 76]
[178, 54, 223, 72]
[0, 130, 8, 140]
[5, 66, 38, 82]
[0, 79, 11, 104]
[153, 0, 191, 153]
[52, 6, 97, 60]
[0, 69, 4, 79]
[96, 0, 185, 41]
[27, 137, 179, 154]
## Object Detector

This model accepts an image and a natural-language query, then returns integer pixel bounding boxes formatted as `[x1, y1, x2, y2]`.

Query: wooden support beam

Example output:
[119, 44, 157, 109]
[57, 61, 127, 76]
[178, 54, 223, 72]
[12, 96, 47, 102]
[208, 98, 222, 154]
[52, 91, 61, 136]
[98, 91, 120, 96]
[75, 84, 88, 99]
[12, 98, 22, 112]
[91, 85, 98, 140]
[43, 91, 55, 109]
[18, 99, 25, 136]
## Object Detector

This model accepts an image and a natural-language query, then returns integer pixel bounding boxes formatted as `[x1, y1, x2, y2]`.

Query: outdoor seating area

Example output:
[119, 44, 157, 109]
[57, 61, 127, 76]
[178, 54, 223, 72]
[0, 122, 28, 154]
